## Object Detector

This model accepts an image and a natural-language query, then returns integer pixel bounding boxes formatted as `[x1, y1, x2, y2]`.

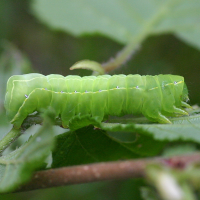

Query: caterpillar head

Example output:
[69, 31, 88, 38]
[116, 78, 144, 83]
[4, 73, 46, 121]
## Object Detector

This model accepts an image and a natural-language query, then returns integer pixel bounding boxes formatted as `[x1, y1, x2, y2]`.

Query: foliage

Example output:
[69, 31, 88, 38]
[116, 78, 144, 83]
[32, 0, 200, 49]
[0, 113, 55, 193]
[0, 0, 200, 199]
[52, 126, 165, 168]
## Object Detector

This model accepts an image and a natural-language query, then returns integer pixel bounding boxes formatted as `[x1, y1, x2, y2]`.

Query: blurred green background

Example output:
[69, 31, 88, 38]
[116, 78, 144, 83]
[1, 0, 200, 104]
[0, 0, 200, 199]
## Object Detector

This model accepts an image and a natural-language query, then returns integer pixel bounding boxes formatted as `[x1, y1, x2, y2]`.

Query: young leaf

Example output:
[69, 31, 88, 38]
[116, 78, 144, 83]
[70, 60, 105, 75]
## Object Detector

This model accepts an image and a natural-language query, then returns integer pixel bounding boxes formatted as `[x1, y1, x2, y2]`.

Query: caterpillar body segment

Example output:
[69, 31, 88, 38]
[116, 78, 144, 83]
[4, 73, 190, 128]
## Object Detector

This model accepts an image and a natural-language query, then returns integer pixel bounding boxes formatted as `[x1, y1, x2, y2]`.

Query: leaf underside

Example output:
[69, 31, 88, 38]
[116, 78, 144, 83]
[32, 0, 200, 50]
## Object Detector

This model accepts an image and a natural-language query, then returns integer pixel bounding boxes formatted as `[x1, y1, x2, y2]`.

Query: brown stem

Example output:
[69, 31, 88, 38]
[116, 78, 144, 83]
[16, 153, 200, 192]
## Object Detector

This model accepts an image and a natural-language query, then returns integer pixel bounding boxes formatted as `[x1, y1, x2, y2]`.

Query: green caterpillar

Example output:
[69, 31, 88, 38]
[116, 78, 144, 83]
[4, 73, 191, 129]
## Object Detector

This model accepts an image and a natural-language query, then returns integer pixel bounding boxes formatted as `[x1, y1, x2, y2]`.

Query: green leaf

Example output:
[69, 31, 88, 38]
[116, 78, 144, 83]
[140, 187, 160, 200]
[119, 179, 147, 200]
[162, 144, 197, 157]
[62, 112, 200, 149]
[32, 0, 200, 49]
[101, 114, 200, 143]
[0, 116, 55, 193]
[68, 114, 101, 131]
[52, 126, 165, 168]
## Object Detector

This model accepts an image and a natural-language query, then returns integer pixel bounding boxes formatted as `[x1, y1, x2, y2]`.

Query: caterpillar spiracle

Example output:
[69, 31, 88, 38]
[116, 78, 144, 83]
[4, 73, 191, 128]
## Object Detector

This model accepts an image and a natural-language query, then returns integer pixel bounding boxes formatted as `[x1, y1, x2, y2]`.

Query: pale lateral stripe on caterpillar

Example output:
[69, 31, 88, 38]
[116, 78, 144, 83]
[4, 73, 191, 128]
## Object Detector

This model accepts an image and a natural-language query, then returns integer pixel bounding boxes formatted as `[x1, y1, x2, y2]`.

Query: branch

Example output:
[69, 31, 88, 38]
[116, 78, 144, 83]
[16, 153, 200, 192]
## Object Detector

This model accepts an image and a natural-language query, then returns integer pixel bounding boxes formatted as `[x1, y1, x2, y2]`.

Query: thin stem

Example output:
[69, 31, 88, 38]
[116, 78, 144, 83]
[0, 127, 22, 154]
[102, 36, 142, 73]
[102, 2, 169, 73]
[0, 114, 47, 154]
